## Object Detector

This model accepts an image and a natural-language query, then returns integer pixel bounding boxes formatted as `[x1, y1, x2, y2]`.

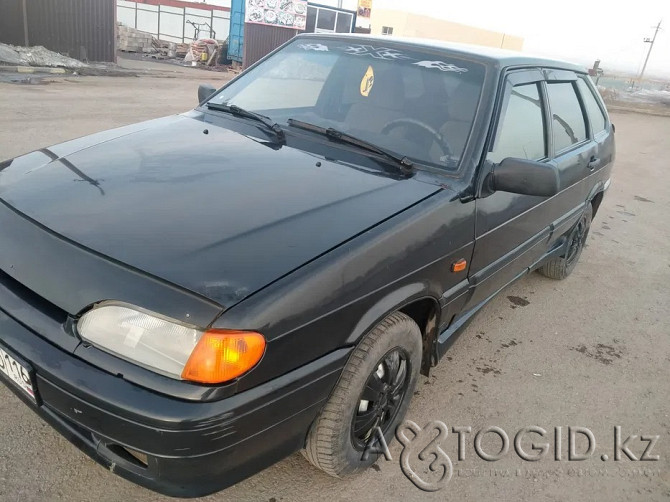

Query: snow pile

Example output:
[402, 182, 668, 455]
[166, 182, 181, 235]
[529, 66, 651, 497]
[616, 89, 670, 105]
[0, 44, 23, 65]
[0, 43, 87, 68]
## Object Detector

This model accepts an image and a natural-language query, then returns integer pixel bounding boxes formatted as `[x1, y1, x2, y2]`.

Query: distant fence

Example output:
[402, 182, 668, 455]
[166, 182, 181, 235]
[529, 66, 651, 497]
[117, 0, 231, 43]
[0, 0, 115, 62]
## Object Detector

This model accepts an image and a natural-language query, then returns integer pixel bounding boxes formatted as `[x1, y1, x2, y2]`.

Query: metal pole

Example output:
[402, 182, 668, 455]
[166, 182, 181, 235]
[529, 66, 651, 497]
[22, 0, 29, 46]
[638, 20, 662, 84]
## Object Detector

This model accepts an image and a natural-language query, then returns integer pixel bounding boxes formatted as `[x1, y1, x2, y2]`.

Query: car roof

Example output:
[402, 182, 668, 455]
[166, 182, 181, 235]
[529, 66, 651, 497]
[296, 33, 587, 74]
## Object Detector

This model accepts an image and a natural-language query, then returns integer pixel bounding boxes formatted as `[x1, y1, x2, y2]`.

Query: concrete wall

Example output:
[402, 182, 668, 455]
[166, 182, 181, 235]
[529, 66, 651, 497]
[117, 0, 230, 43]
[370, 9, 524, 51]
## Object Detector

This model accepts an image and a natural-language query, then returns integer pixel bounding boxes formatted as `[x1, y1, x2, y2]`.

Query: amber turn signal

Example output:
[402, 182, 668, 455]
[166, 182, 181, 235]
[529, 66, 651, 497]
[451, 258, 467, 273]
[181, 330, 265, 384]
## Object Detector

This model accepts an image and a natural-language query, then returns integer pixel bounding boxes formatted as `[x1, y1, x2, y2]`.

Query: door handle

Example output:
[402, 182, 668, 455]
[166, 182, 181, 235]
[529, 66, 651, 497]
[587, 156, 600, 170]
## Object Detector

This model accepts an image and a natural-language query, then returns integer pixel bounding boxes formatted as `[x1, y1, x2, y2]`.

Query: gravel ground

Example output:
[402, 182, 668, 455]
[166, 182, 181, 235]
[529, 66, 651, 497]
[0, 66, 669, 502]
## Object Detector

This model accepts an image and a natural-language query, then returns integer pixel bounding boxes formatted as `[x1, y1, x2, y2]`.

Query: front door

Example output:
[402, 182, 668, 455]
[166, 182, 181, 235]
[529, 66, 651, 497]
[465, 69, 553, 309]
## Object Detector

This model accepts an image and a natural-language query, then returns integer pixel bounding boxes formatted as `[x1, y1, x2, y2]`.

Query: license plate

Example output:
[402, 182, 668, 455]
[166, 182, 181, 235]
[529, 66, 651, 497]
[0, 345, 36, 402]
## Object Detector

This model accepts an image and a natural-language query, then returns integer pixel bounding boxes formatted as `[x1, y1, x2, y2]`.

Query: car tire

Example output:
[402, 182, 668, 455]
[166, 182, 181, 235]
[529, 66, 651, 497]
[303, 311, 422, 477]
[538, 202, 593, 280]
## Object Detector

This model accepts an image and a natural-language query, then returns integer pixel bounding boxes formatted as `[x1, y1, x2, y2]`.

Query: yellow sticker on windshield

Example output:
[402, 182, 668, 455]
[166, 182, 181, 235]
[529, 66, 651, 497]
[360, 65, 375, 97]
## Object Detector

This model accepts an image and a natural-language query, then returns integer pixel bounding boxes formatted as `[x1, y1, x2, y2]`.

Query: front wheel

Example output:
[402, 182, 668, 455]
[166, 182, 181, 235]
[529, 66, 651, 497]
[538, 202, 593, 280]
[303, 312, 422, 477]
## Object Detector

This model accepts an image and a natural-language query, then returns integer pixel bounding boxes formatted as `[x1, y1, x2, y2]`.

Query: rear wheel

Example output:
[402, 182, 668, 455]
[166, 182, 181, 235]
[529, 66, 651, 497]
[539, 203, 593, 280]
[303, 312, 422, 477]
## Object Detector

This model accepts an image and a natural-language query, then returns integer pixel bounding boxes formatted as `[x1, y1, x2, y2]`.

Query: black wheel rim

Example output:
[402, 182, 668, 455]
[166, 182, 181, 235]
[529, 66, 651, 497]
[566, 219, 586, 267]
[351, 348, 410, 450]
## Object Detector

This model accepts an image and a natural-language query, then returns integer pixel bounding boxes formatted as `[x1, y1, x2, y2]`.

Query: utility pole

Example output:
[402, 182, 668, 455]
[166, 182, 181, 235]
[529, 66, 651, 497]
[638, 20, 662, 85]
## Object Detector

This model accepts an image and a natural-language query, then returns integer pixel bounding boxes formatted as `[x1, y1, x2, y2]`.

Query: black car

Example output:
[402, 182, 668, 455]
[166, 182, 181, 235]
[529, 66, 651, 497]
[0, 34, 614, 496]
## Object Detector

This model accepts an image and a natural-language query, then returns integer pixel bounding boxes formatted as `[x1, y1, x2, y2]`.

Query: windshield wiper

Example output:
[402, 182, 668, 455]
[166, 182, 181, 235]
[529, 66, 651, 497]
[286, 119, 414, 175]
[206, 103, 285, 143]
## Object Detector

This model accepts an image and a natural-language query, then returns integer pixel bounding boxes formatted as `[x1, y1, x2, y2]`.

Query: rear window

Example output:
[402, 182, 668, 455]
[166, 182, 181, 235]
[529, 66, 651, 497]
[576, 78, 607, 135]
[546, 82, 587, 153]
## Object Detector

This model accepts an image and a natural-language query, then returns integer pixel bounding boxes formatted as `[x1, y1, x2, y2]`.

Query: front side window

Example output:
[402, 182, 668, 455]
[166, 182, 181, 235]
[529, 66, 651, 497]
[546, 82, 587, 153]
[488, 83, 546, 163]
[576, 78, 607, 135]
[206, 38, 486, 169]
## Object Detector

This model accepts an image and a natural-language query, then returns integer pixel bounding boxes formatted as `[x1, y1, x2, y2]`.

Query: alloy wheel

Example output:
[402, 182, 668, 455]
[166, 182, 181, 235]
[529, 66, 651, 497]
[351, 348, 410, 450]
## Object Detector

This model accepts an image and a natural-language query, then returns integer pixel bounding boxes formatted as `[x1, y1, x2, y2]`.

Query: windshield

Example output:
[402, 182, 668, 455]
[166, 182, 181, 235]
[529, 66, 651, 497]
[207, 38, 486, 169]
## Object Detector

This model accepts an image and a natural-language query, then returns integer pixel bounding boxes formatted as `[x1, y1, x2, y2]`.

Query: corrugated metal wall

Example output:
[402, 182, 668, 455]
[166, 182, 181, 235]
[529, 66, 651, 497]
[0, 0, 116, 62]
[0, 1, 25, 46]
[243, 23, 297, 68]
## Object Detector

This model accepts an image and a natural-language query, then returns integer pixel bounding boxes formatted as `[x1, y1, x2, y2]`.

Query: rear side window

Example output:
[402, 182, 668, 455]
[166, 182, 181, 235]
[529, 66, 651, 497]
[576, 78, 607, 134]
[546, 82, 587, 153]
[488, 83, 546, 163]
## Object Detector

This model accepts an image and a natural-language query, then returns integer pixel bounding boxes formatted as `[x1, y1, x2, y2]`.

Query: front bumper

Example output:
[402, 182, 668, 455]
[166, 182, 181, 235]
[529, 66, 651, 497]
[0, 305, 350, 497]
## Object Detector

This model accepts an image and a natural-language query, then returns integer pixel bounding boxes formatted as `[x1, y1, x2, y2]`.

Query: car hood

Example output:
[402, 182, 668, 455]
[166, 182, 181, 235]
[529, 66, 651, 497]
[0, 114, 439, 307]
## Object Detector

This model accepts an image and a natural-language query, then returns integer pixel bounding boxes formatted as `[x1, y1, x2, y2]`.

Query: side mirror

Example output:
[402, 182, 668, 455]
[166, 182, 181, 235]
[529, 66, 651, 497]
[198, 83, 217, 104]
[489, 157, 560, 197]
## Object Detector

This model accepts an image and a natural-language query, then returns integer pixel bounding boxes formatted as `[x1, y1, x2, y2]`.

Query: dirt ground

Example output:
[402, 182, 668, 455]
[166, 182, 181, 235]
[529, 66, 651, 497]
[0, 62, 669, 502]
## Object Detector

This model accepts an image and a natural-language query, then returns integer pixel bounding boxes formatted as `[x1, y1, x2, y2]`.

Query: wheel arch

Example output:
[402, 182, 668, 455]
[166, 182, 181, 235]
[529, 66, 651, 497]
[587, 182, 606, 218]
[345, 283, 441, 377]
[590, 190, 604, 218]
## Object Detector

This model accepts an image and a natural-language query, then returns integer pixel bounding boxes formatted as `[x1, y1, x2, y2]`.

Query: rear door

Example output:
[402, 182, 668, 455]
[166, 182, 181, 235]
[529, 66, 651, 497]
[464, 68, 596, 309]
[574, 75, 616, 190]
[541, 70, 599, 250]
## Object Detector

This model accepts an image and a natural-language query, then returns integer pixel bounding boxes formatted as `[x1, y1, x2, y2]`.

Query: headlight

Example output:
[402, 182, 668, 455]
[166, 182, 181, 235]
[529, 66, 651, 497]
[77, 303, 265, 384]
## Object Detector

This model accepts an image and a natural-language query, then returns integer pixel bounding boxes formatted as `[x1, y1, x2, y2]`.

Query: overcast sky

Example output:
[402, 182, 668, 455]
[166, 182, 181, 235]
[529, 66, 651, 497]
[372, 0, 669, 77]
[207, 0, 668, 76]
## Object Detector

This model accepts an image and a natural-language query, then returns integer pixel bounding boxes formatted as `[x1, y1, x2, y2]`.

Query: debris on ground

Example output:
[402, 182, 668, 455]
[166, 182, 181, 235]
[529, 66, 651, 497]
[184, 39, 219, 66]
[176, 43, 190, 58]
[116, 23, 232, 72]
[117, 25, 155, 54]
[151, 38, 177, 59]
[0, 43, 87, 68]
